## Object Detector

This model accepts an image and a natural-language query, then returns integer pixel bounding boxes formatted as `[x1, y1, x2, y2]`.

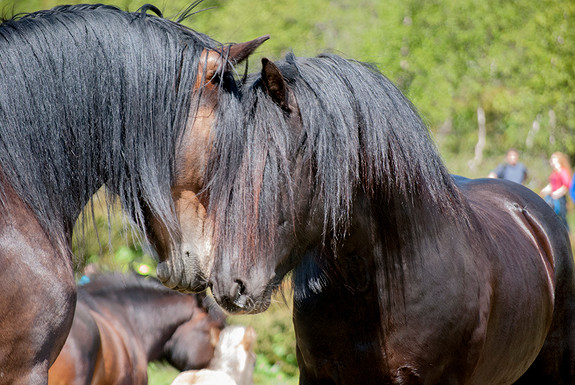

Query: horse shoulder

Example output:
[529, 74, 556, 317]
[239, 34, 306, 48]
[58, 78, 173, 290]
[0, 185, 76, 382]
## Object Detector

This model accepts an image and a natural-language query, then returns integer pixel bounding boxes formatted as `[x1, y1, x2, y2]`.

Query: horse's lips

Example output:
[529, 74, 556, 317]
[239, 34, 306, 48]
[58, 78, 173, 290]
[219, 298, 272, 315]
[156, 257, 209, 293]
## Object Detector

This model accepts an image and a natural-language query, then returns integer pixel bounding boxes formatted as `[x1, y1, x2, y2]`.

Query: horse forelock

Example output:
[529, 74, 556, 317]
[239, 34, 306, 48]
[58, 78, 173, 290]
[0, 4, 228, 245]
[208, 77, 296, 274]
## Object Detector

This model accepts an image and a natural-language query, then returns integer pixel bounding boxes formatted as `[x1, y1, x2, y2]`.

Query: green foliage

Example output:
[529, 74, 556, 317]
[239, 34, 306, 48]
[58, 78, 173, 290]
[71, 192, 155, 275]
[3, 0, 571, 165]
[2, 0, 573, 162]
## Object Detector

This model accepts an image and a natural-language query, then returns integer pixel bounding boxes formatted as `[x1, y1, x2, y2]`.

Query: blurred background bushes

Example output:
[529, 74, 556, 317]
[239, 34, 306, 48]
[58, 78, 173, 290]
[3, 0, 573, 166]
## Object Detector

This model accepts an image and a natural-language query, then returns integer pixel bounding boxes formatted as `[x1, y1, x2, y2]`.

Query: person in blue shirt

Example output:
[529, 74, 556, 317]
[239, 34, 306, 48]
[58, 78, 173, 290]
[488, 148, 528, 184]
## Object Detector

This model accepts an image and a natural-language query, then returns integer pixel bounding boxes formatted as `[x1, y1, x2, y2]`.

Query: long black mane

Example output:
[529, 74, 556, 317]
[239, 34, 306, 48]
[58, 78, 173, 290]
[0, 4, 225, 245]
[208, 53, 471, 289]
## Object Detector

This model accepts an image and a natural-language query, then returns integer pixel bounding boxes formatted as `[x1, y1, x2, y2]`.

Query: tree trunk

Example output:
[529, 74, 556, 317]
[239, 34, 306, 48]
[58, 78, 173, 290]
[468, 106, 486, 171]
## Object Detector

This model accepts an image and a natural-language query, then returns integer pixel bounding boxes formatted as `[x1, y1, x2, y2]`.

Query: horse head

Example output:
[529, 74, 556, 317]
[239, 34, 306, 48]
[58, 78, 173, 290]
[207, 53, 469, 315]
[208, 57, 325, 313]
[152, 36, 269, 293]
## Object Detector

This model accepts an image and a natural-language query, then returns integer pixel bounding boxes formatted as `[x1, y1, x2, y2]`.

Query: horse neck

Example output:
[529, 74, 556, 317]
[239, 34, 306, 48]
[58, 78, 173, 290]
[108, 290, 198, 360]
[0, 163, 101, 244]
[295, 189, 440, 308]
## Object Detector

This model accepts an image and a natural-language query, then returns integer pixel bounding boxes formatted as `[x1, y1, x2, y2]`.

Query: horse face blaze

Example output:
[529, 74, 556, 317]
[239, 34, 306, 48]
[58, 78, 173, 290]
[155, 38, 270, 293]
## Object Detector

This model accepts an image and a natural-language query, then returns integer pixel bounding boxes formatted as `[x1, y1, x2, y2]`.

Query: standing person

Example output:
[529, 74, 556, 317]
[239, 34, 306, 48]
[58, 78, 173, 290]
[488, 148, 528, 184]
[540, 152, 572, 229]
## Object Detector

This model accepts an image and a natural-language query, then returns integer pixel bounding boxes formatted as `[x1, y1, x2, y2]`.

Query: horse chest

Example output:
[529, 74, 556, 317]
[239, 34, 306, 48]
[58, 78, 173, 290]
[293, 286, 388, 383]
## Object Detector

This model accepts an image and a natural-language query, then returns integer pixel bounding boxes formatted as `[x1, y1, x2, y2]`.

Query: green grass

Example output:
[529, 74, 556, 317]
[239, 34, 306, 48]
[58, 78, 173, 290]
[147, 362, 181, 385]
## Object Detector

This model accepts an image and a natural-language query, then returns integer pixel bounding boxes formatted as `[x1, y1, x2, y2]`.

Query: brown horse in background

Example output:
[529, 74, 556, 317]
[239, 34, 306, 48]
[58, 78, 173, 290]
[0, 4, 266, 383]
[48, 273, 226, 385]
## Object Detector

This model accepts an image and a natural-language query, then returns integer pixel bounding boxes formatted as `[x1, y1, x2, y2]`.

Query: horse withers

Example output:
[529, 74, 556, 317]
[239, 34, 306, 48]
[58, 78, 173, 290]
[205, 54, 575, 384]
[0, 4, 267, 383]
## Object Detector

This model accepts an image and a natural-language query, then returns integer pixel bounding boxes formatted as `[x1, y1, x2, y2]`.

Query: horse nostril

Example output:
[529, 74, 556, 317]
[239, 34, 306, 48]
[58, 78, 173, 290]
[229, 279, 251, 309]
[212, 280, 251, 312]
[234, 279, 246, 297]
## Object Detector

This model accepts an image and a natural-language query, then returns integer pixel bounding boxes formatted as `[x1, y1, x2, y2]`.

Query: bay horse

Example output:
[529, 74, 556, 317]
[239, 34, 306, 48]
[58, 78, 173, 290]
[204, 53, 575, 384]
[48, 273, 226, 385]
[0, 4, 267, 383]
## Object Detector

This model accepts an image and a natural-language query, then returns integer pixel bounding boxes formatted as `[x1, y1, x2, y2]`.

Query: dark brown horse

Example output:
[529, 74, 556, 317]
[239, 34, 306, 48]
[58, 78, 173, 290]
[0, 4, 266, 383]
[202, 54, 575, 384]
[48, 273, 226, 385]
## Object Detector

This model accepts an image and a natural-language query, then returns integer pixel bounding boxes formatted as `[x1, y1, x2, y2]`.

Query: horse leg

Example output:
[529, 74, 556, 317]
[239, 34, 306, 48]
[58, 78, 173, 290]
[0, 211, 76, 383]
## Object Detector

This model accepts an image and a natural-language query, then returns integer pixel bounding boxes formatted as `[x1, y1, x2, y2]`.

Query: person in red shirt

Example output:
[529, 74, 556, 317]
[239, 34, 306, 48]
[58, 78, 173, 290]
[540, 151, 572, 229]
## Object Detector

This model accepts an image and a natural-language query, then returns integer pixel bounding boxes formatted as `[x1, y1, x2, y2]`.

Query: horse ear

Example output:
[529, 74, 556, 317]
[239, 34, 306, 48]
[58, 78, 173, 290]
[261, 58, 290, 112]
[198, 50, 222, 86]
[197, 35, 269, 88]
[227, 35, 270, 66]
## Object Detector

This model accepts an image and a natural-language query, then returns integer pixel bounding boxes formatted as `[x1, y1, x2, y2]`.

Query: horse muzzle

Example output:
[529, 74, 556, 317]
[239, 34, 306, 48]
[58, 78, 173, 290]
[210, 278, 272, 315]
[156, 254, 209, 293]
